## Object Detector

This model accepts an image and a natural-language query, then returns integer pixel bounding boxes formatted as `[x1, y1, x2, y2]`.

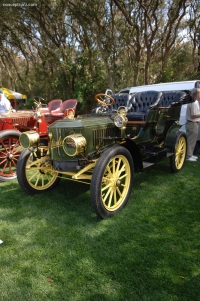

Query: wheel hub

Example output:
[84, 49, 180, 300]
[110, 178, 121, 187]
[39, 159, 52, 174]
[116, 179, 121, 187]
[7, 152, 14, 160]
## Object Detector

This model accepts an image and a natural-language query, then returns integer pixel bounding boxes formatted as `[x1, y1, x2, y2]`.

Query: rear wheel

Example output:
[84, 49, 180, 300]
[17, 147, 61, 194]
[91, 145, 134, 219]
[170, 132, 187, 173]
[0, 130, 21, 181]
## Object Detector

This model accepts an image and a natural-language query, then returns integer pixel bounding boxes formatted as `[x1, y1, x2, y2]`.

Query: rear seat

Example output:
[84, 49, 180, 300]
[127, 90, 162, 121]
[158, 91, 187, 107]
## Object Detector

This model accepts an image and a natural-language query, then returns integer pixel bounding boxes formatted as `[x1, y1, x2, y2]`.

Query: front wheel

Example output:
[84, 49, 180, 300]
[170, 132, 187, 173]
[17, 147, 61, 194]
[90, 145, 134, 219]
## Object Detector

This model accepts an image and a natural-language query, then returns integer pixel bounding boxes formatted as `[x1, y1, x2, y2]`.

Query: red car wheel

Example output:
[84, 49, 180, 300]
[0, 130, 21, 181]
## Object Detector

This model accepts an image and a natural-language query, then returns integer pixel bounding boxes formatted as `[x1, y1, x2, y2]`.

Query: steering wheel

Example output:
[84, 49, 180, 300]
[34, 100, 42, 110]
[34, 96, 45, 102]
[33, 96, 46, 110]
[95, 93, 115, 107]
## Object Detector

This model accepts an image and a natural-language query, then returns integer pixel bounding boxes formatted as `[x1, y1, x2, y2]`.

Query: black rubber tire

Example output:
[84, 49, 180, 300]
[90, 145, 134, 219]
[17, 148, 61, 194]
[0, 130, 21, 182]
[170, 132, 187, 173]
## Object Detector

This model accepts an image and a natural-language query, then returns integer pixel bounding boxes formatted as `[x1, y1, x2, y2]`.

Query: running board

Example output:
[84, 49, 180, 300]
[143, 162, 154, 169]
[144, 148, 167, 157]
[142, 152, 174, 169]
[167, 152, 173, 157]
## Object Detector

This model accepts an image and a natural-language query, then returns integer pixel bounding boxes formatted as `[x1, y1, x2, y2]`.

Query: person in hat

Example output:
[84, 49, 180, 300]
[0, 89, 11, 113]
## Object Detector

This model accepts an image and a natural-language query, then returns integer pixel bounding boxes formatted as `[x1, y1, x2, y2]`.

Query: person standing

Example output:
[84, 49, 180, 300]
[186, 88, 200, 162]
[0, 89, 11, 113]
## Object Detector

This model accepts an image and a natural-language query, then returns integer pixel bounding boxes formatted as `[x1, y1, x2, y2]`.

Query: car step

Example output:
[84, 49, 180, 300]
[143, 161, 154, 168]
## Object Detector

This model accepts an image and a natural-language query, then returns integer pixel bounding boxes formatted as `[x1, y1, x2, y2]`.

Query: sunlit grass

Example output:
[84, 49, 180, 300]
[0, 158, 200, 301]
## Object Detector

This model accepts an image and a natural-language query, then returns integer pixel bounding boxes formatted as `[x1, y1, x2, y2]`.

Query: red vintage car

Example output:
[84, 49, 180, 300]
[0, 98, 77, 182]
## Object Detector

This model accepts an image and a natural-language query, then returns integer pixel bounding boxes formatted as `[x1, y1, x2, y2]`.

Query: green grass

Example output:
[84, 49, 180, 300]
[0, 158, 200, 301]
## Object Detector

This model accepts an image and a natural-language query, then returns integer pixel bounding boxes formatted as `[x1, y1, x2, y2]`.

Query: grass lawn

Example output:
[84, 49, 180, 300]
[0, 158, 200, 301]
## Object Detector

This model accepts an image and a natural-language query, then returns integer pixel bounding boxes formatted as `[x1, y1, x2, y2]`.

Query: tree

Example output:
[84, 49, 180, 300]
[0, 0, 198, 107]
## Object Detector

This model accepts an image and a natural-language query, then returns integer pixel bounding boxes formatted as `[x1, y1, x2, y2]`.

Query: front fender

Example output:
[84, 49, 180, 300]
[121, 138, 143, 171]
[0, 129, 21, 138]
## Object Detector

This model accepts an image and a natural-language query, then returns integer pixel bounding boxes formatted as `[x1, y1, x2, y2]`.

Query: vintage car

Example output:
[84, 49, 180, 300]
[16, 89, 192, 219]
[0, 98, 77, 181]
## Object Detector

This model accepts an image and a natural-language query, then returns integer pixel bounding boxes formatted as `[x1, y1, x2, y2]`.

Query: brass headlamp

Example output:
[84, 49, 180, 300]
[63, 134, 87, 156]
[20, 131, 40, 149]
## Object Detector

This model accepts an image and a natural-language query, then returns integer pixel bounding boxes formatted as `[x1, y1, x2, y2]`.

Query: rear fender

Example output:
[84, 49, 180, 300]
[164, 124, 182, 151]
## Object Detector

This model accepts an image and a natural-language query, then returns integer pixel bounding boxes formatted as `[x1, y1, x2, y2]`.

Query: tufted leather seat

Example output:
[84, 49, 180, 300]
[107, 94, 131, 112]
[127, 90, 162, 121]
[158, 91, 187, 107]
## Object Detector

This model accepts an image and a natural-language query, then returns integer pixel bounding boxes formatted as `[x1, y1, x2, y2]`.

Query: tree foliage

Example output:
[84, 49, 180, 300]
[0, 0, 199, 109]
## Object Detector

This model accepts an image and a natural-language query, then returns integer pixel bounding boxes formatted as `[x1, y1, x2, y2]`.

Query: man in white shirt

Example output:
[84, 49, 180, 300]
[0, 89, 11, 113]
[186, 88, 200, 161]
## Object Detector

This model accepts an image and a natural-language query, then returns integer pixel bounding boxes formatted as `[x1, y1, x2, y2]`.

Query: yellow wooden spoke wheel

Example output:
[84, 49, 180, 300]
[170, 132, 187, 172]
[91, 145, 133, 219]
[17, 147, 61, 194]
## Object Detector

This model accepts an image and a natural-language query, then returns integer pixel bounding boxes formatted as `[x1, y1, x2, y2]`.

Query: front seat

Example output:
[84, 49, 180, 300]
[50, 99, 78, 118]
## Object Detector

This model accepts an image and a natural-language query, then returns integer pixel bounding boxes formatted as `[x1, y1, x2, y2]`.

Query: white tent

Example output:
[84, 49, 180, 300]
[0, 87, 27, 100]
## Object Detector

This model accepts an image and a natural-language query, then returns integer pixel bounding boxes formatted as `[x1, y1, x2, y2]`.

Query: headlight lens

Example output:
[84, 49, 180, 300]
[20, 131, 40, 149]
[63, 134, 87, 156]
[114, 115, 127, 128]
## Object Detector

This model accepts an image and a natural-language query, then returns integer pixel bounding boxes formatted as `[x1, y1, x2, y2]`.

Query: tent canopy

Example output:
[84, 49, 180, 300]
[0, 87, 27, 100]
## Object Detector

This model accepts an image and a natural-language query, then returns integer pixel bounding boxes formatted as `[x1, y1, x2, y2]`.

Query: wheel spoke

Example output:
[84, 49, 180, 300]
[116, 186, 122, 197]
[102, 187, 112, 203]
[116, 158, 122, 173]
[29, 170, 40, 182]
[108, 190, 114, 208]
[118, 173, 127, 180]
[117, 165, 125, 176]
[114, 189, 117, 205]
[46, 173, 51, 182]
[34, 172, 40, 186]
[0, 161, 7, 174]
[102, 182, 112, 191]
[42, 175, 44, 187]
[0, 157, 7, 165]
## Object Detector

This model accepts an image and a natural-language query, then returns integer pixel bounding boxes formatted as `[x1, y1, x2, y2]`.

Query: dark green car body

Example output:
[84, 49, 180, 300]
[17, 90, 192, 218]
